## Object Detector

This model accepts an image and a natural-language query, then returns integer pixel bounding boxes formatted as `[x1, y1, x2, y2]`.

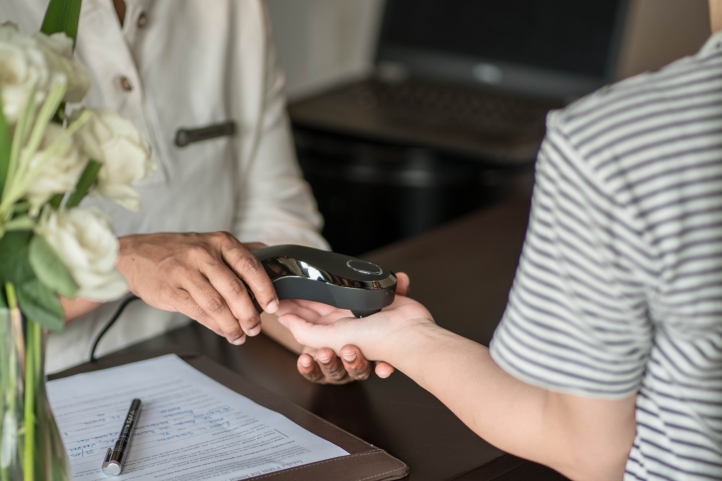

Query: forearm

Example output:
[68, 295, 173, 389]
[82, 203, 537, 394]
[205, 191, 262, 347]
[389, 324, 547, 455]
[388, 323, 633, 480]
[60, 296, 102, 322]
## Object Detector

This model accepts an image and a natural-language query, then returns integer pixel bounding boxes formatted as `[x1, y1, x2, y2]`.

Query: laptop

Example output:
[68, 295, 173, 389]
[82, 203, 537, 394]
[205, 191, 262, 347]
[288, 0, 631, 165]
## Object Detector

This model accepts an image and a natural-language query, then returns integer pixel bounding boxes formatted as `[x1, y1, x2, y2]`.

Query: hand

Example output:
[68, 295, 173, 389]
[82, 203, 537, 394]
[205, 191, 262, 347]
[259, 310, 394, 384]
[296, 345, 382, 385]
[117, 232, 278, 345]
[278, 291, 433, 364]
[278, 273, 418, 378]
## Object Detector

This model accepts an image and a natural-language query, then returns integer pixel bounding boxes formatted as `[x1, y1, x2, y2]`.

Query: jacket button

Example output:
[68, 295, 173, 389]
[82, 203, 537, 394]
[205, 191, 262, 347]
[137, 12, 148, 28]
[118, 76, 133, 92]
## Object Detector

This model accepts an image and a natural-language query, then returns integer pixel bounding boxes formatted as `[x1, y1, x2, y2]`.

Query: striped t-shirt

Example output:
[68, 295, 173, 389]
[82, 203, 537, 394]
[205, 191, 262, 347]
[490, 32, 722, 480]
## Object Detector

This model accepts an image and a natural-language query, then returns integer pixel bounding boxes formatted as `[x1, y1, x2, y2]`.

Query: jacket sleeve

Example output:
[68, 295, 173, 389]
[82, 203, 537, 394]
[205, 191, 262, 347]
[231, 2, 329, 250]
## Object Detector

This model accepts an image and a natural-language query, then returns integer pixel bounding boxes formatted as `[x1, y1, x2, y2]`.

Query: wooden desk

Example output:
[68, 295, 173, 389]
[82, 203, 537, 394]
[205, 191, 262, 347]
[78, 198, 567, 481]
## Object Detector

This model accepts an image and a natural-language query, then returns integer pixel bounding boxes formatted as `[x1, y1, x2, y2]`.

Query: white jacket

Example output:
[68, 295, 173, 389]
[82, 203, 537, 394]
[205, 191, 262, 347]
[1, 0, 328, 373]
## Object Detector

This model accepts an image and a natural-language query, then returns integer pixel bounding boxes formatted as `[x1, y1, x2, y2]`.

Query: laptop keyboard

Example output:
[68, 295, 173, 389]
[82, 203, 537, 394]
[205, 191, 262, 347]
[344, 79, 555, 138]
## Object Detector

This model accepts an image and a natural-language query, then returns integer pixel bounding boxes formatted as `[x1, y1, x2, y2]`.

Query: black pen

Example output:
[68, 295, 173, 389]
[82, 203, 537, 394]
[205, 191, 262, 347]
[102, 398, 141, 476]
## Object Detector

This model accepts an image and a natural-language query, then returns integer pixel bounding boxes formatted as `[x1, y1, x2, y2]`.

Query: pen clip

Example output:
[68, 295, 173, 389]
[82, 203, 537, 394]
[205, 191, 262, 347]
[174, 121, 236, 147]
[102, 447, 112, 468]
[102, 447, 123, 476]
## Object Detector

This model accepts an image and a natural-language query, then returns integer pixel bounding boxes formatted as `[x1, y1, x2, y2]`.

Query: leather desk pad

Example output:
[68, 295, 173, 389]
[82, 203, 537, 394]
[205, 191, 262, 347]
[51, 351, 409, 481]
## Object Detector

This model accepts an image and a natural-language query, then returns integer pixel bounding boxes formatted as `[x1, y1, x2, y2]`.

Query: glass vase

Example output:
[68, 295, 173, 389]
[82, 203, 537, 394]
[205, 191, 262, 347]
[0, 305, 71, 481]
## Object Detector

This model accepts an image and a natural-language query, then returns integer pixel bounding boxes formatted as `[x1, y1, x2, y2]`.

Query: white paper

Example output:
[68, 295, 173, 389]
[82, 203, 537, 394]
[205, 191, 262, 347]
[47, 355, 348, 480]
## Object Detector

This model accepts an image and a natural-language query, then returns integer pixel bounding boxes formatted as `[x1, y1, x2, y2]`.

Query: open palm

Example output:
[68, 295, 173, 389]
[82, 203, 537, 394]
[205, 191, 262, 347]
[276, 273, 415, 377]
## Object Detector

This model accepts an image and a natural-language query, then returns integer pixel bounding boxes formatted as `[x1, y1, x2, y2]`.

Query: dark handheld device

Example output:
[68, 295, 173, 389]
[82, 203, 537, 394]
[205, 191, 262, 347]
[252, 245, 397, 318]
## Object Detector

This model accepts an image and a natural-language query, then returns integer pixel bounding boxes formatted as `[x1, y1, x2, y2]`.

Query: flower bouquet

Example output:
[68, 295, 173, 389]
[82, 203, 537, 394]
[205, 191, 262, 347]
[0, 1, 153, 479]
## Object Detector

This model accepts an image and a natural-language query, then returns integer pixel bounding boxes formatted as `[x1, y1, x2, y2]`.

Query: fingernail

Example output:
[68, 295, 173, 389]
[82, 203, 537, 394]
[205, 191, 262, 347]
[342, 352, 356, 363]
[266, 300, 279, 313]
[317, 355, 331, 364]
[247, 324, 261, 336]
[300, 357, 312, 367]
[232, 336, 245, 345]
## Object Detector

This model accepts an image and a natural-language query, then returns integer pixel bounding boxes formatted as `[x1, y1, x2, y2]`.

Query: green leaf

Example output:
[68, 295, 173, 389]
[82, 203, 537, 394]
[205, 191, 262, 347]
[41, 0, 83, 120]
[0, 89, 10, 199]
[29, 235, 78, 298]
[41, 0, 83, 44]
[48, 193, 64, 208]
[4, 216, 35, 231]
[16, 278, 64, 332]
[65, 160, 102, 208]
[0, 230, 34, 285]
[12, 201, 31, 213]
[53, 101, 66, 124]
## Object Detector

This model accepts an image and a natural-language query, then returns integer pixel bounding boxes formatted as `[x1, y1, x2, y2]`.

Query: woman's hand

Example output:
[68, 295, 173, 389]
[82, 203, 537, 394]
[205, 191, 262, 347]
[260, 311, 389, 383]
[276, 273, 435, 370]
[282, 272, 411, 380]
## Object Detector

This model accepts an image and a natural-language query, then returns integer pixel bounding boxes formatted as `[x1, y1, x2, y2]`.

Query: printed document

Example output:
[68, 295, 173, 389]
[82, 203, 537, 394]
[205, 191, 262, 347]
[47, 355, 348, 480]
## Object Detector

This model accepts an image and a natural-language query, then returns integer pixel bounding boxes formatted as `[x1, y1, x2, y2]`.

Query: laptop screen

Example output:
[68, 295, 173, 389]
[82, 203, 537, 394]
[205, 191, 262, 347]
[380, 0, 627, 80]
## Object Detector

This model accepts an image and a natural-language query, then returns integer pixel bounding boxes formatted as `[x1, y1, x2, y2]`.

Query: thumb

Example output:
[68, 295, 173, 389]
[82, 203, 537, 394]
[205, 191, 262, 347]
[396, 272, 410, 297]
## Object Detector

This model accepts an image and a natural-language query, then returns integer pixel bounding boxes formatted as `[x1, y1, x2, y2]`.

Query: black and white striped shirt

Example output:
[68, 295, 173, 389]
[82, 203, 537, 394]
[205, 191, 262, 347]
[490, 32, 722, 480]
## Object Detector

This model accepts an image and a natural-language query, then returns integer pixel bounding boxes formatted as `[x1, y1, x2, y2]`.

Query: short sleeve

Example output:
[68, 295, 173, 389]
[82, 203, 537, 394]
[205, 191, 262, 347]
[490, 124, 654, 399]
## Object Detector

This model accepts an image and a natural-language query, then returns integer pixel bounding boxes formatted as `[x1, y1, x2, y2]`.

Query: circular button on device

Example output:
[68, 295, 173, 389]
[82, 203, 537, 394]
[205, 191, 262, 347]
[346, 259, 383, 276]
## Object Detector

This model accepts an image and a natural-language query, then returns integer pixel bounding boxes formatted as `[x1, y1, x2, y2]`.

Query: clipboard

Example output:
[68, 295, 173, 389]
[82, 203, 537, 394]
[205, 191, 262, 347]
[50, 351, 409, 481]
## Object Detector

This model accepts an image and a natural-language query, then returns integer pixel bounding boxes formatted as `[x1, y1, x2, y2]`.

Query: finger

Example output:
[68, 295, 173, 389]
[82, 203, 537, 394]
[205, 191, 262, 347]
[182, 273, 246, 344]
[276, 300, 324, 324]
[297, 353, 325, 383]
[278, 313, 333, 349]
[281, 299, 354, 325]
[375, 362, 395, 378]
[173, 288, 241, 341]
[171, 288, 212, 326]
[314, 348, 350, 384]
[395, 272, 410, 297]
[199, 260, 262, 337]
[339, 345, 371, 381]
[287, 299, 351, 319]
[220, 234, 278, 313]
[298, 357, 324, 384]
[280, 313, 359, 351]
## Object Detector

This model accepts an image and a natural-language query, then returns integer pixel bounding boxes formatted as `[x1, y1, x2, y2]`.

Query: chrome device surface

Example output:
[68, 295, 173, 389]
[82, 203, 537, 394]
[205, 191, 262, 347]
[252, 245, 397, 318]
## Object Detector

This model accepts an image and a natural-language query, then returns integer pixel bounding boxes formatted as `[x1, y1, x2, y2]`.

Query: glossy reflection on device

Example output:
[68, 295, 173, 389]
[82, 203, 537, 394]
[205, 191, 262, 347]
[252, 245, 397, 318]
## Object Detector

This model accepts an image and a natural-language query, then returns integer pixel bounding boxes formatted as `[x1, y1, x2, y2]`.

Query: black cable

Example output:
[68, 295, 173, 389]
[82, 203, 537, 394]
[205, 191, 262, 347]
[89, 295, 140, 363]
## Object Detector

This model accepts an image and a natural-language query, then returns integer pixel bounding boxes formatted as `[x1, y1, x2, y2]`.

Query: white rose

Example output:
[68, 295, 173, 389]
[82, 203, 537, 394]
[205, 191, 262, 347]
[32, 31, 90, 103]
[0, 23, 51, 122]
[71, 108, 154, 211]
[25, 123, 89, 215]
[0, 24, 91, 122]
[36, 207, 128, 301]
